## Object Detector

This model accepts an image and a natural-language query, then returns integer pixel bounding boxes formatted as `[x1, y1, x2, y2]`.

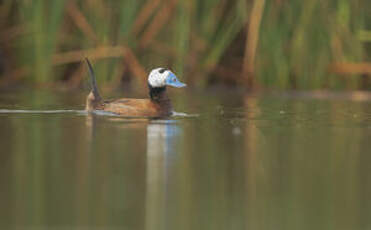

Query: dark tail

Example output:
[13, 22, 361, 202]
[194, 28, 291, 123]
[85, 58, 102, 101]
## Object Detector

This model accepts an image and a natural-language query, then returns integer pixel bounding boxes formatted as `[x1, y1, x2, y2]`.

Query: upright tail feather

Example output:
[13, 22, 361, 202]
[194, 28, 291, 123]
[85, 58, 102, 101]
[85, 58, 102, 111]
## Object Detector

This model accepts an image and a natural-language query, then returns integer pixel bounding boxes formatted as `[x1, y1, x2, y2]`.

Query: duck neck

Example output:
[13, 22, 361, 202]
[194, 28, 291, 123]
[148, 85, 170, 102]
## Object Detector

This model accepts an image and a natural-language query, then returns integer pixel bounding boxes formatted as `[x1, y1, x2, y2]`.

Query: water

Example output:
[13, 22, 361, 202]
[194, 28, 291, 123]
[0, 88, 371, 230]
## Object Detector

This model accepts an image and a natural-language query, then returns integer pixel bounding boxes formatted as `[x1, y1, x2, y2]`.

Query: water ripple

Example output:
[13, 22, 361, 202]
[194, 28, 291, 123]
[0, 109, 85, 114]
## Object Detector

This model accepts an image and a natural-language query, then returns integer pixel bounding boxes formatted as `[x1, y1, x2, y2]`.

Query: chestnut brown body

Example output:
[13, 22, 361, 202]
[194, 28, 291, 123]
[85, 89, 173, 117]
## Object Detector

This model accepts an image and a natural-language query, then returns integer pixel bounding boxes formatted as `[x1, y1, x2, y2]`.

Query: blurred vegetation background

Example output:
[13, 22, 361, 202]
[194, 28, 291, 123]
[0, 0, 370, 90]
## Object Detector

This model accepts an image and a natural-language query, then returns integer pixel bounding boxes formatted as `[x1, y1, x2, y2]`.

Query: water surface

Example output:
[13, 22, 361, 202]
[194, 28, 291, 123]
[0, 88, 370, 230]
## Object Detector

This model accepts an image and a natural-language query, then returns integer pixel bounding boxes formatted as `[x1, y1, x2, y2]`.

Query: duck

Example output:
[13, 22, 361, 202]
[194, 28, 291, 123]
[84, 58, 186, 117]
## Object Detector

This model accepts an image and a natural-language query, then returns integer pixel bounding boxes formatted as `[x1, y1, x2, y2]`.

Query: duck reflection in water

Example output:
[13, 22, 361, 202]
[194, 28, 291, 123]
[85, 112, 181, 230]
[145, 120, 181, 230]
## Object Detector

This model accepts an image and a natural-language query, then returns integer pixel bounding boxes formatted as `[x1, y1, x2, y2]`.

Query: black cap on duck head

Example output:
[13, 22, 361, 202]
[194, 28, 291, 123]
[148, 68, 186, 88]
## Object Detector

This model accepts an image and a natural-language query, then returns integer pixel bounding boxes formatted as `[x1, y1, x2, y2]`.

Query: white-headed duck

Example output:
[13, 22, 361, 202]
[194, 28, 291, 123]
[85, 58, 186, 117]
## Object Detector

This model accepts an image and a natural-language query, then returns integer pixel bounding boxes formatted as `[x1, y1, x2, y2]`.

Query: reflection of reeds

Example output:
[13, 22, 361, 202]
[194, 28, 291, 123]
[242, 95, 369, 230]
[0, 0, 369, 89]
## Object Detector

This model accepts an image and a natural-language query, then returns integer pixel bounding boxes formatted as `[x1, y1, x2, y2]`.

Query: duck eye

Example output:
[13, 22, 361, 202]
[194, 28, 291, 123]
[159, 68, 166, 74]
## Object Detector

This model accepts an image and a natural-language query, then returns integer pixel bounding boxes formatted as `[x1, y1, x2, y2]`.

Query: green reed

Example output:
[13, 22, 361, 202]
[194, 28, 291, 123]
[0, 0, 369, 89]
[16, 0, 65, 83]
